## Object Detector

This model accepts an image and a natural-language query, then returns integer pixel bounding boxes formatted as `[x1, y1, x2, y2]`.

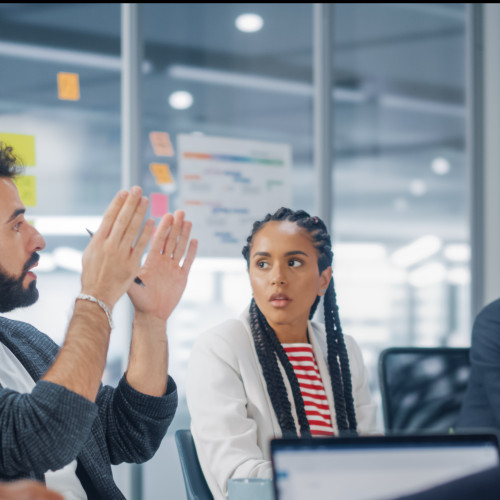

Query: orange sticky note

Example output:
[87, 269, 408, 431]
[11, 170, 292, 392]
[150, 163, 174, 185]
[149, 132, 174, 157]
[57, 72, 80, 101]
[151, 193, 168, 218]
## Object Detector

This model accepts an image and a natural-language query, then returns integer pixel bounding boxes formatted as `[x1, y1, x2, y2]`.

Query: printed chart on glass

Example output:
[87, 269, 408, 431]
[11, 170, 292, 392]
[178, 134, 292, 257]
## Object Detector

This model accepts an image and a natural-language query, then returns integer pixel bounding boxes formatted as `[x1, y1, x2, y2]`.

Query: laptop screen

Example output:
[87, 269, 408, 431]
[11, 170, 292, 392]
[271, 434, 500, 500]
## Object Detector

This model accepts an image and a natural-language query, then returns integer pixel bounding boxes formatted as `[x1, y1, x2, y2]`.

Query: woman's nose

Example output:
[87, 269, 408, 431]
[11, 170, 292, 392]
[271, 267, 287, 286]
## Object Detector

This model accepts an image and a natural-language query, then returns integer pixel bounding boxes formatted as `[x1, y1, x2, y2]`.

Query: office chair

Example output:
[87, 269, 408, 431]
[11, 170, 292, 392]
[175, 429, 214, 500]
[378, 347, 470, 434]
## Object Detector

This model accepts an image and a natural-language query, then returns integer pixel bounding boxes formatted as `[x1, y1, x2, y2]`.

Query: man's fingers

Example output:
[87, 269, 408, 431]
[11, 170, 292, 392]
[164, 210, 184, 258]
[108, 186, 144, 244]
[181, 239, 198, 274]
[172, 220, 192, 262]
[133, 218, 155, 260]
[120, 196, 149, 250]
[95, 190, 128, 239]
[0, 480, 64, 500]
[149, 213, 174, 255]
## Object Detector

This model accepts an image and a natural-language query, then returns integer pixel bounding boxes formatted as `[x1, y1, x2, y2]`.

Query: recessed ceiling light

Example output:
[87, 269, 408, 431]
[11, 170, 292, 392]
[431, 157, 451, 175]
[235, 13, 264, 33]
[168, 91, 193, 110]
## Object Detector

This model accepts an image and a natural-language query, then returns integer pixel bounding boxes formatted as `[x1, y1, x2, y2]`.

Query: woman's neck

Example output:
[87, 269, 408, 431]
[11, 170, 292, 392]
[272, 323, 309, 344]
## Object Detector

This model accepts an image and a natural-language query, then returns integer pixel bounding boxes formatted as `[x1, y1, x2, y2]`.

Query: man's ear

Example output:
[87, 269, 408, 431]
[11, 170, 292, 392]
[319, 266, 332, 295]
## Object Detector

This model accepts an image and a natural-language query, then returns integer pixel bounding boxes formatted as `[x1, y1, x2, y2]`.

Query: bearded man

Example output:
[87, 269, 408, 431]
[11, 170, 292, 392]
[0, 143, 197, 499]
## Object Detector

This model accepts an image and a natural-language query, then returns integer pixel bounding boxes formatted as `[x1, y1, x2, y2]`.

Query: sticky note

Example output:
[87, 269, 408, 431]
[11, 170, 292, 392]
[57, 72, 80, 101]
[150, 163, 174, 185]
[149, 132, 174, 157]
[13, 175, 36, 207]
[151, 193, 169, 218]
[0, 133, 36, 167]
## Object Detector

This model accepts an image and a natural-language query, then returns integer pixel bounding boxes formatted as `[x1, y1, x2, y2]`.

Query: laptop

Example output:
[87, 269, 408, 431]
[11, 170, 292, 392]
[271, 433, 500, 500]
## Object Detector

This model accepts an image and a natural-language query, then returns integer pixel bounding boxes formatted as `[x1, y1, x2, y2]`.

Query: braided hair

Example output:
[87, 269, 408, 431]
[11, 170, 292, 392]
[242, 207, 358, 437]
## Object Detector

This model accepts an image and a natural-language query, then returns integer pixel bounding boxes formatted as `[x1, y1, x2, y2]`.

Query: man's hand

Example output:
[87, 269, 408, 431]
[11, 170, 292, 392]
[0, 480, 63, 500]
[128, 210, 197, 321]
[43, 186, 155, 401]
[81, 186, 154, 310]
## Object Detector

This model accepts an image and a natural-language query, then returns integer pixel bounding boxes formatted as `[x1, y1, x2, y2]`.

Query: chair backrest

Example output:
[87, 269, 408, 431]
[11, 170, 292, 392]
[175, 429, 214, 500]
[378, 347, 471, 434]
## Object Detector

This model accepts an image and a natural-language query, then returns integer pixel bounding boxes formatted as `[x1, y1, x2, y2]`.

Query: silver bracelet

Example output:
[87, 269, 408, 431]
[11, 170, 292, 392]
[75, 293, 114, 329]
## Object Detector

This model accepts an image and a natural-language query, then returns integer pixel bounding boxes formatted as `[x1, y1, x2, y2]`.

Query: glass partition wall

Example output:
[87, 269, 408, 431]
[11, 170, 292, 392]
[0, 4, 467, 500]
[330, 3, 468, 415]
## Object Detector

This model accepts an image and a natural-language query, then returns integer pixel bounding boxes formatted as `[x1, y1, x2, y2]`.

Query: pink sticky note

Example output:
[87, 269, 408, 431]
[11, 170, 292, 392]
[151, 193, 168, 218]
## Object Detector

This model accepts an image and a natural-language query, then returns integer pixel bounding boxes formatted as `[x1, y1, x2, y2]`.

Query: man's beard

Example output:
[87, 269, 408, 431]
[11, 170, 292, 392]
[0, 253, 40, 313]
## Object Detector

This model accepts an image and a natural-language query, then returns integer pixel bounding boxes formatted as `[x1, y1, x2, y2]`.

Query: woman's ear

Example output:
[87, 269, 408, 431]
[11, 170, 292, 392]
[319, 266, 332, 295]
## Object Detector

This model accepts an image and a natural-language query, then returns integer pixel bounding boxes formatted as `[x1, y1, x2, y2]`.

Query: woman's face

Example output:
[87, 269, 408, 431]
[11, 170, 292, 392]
[248, 220, 332, 336]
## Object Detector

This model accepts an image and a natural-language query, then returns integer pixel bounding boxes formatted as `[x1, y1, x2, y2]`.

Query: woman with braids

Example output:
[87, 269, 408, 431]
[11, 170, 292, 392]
[186, 208, 376, 500]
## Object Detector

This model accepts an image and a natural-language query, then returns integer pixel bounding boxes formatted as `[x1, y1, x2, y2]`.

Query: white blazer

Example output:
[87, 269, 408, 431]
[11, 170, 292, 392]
[186, 308, 377, 500]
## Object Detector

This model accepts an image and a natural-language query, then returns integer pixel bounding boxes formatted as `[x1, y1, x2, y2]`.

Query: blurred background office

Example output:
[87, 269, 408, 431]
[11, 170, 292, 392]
[1, 3, 499, 499]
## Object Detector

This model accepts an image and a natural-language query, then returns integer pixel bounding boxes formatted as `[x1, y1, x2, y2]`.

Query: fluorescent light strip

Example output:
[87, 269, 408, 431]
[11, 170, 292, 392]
[169, 64, 465, 113]
[0, 41, 152, 73]
[0, 41, 121, 70]
[391, 235, 442, 268]
[334, 243, 387, 260]
[32, 216, 102, 236]
[380, 94, 464, 118]
[408, 262, 446, 287]
[168, 64, 367, 103]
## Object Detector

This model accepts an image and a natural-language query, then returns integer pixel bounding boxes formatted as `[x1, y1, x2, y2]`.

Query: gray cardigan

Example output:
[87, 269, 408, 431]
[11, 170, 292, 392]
[0, 316, 178, 499]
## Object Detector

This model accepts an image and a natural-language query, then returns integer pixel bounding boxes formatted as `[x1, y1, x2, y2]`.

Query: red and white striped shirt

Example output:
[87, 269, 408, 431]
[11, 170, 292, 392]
[282, 343, 335, 436]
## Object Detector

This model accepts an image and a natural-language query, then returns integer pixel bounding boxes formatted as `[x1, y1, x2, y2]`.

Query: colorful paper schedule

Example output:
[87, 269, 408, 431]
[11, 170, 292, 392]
[0, 133, 36, 167]
[178, 134, 291, 258]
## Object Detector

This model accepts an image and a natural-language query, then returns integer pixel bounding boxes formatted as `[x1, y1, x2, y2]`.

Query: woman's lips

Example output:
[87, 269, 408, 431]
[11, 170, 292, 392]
[270, 294, 291, 308]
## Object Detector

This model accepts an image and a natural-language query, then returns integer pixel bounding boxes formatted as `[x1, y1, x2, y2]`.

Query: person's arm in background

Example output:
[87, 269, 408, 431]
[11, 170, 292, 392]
[0, 480, 63, 500]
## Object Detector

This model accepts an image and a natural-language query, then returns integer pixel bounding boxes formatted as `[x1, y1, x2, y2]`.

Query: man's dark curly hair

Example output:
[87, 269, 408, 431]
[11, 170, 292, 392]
[0, 142, 23, 178]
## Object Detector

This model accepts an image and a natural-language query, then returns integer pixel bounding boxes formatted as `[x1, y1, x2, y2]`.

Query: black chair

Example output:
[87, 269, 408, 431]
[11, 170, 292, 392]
[378, 347, 470, 434]
[175, 429, 214, 500]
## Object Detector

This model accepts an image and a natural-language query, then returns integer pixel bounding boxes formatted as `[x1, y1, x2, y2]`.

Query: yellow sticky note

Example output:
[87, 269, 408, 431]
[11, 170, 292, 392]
[57, 72, 80, 101]
[13, 175, 37, 207]
[150, 163, 174, 185]
[0, 133, 36, 167]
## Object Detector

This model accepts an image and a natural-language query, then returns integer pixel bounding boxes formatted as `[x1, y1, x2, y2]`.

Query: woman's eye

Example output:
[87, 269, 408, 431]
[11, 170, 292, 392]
[288, 259, 302, 267]
[13, 222, 21, 231]
[257, 261, 269, 269]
